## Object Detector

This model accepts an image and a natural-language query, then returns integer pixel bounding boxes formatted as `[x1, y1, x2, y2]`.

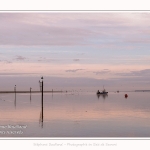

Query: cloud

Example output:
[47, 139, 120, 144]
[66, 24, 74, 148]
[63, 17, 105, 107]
[0, 60, 12, 64]
[1, 13, 150, 47]
[73, 59, 80, 61]
[115, 69, 150, 77]
[5, 60, 12, 64]
[66, 69, 84, 73]
[126, 38, 150, 44]
[16, 56, 26, 61]
[0, 14, 92, 46]
[0, 73, 37, 76]
[93, 69, 111, 75]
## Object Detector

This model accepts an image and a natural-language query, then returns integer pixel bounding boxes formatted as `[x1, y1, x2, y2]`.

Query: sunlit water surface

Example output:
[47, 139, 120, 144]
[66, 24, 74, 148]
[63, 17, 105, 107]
[0, 91, 150, 137]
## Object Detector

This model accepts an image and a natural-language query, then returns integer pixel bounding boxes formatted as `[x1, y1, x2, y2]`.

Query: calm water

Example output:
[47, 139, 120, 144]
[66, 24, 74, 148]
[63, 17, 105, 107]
[0, 91, 150, 137]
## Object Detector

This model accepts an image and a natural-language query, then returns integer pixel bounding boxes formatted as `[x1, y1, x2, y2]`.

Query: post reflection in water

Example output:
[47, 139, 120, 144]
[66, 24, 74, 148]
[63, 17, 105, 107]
[39, 97, 44, 128]
[14, 92, 16, 108]
[30, 94, 31, 103]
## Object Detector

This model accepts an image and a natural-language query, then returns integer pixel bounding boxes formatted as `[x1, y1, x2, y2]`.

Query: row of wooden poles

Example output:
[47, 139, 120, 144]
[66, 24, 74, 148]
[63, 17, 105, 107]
[14, 77, 44, 128]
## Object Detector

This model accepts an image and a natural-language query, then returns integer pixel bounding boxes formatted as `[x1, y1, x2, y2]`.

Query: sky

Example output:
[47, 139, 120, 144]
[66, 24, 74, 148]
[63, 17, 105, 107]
[0, 12, 150, 91]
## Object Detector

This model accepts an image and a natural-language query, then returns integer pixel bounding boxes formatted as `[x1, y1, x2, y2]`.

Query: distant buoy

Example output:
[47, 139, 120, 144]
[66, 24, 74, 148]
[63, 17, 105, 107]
[125, 94, 128, 98]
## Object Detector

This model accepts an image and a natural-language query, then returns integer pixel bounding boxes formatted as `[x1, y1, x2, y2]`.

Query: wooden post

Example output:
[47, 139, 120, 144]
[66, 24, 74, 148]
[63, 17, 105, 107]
[41, 79, 43, 123]
[14, 85, 16, 108]
[30, 87, 32, 102]
[39, 77, 44, 128]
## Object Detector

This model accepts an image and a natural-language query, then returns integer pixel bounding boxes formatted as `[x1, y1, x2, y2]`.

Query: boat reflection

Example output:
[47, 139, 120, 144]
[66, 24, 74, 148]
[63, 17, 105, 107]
[97, 93, 108, 99]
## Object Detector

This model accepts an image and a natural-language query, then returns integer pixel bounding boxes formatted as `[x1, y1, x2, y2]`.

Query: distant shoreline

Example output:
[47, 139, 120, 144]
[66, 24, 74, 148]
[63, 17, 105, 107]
[135, 90, 150, 92]
[1, 90, 150, 94]
[0, 91, 64, 94]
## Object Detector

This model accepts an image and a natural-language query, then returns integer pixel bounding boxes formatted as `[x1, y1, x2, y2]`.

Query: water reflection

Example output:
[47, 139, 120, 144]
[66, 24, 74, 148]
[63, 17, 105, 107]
[39, 93, 44, 128]
[30, 94, 31, 102]
[52, 91, 53, 99]
[14, 92, 16, 108]
[39, 106, 43, 128]
[1, 92, 150, 137]
[97, 93, 108, 99]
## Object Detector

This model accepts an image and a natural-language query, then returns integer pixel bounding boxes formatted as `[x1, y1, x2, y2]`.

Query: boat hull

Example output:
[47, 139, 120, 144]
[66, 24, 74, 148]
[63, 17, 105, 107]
[97, 92, 108, 94]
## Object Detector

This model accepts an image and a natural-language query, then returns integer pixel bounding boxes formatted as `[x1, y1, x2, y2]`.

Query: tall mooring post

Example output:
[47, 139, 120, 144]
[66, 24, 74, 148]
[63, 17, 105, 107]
[39, 77, 44, 127]
[14, 85, 16, 93]
[14, 85, 16, 108]
[30, 87, 32, 102]
[41, 77, 43, 104]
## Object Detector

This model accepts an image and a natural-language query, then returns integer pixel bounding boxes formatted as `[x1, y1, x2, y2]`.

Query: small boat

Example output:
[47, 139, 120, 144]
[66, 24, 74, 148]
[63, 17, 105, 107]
[97, 89, 108, 95]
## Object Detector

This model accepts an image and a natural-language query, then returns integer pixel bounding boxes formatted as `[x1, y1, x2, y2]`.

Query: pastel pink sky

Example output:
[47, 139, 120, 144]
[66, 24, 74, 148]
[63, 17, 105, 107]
[0, 12, 150, 91]
[0, 13, 150, 46]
